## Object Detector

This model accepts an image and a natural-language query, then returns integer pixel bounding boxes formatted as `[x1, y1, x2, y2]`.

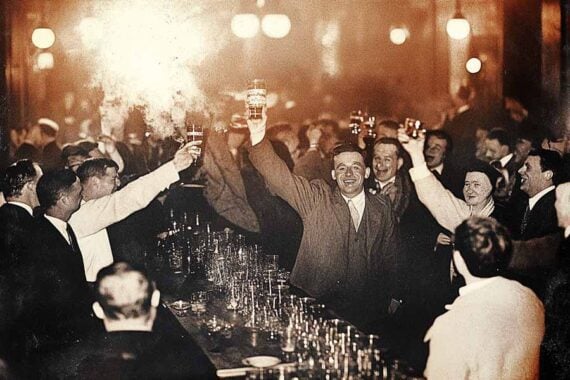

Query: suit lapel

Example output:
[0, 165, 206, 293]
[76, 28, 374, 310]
[331, 188, 352, 241]
[364, 193, 382, 255]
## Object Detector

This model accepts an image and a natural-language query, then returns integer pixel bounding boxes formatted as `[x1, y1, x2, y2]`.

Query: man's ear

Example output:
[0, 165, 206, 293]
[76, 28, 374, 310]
[397, 157, 404, 171]
[151, 290, 161, 308]
[365, 167, 371, 179]
[92, 302, 105, 320]
[331, 170, 336, 181]
[543, 170, 554, 181]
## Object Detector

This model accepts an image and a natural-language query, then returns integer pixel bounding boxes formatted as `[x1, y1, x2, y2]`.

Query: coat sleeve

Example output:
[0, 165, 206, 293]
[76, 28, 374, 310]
[409, 164, 468, 232]
[202, 133, 260, 232]
[69, 161, 180, 238]
[249, 138, 325, 218]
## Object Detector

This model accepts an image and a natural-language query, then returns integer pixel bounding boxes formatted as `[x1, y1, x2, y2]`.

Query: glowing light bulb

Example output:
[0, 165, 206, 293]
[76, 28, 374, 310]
[466, 57, 482, 73]
[261, 14, 291, 39]
[231, 13, 260, 39]
[446, 17, 470, 40]
[389, 27, 408, 45]
[37, 52, 54, 69]
[32, 27, 56, 49]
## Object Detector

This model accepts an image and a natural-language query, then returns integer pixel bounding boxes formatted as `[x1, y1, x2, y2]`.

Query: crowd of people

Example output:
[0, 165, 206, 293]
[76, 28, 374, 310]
[0, 85, 569, 379]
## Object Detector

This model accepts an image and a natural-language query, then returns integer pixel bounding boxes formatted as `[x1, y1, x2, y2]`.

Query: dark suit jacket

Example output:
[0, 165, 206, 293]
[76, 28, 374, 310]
[250, 139, 398, 331]
[41, 141, 63, 172]
[20, 215, 95, 344]
[0, 204, 35, 357]
[14, 143, 41, 163]
[511, 190, 558, 241]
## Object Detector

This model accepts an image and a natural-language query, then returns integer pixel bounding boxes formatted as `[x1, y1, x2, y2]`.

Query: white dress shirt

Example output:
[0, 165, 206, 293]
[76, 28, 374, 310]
[375, 176, 396, 190]
[44, 214, 71, 244]
[69, 161, 180, 281]
[499, 153, 514, 168]
[8, 201, 33, 216]
[528, 185, 555, 211]
[341, 190, 366, 227]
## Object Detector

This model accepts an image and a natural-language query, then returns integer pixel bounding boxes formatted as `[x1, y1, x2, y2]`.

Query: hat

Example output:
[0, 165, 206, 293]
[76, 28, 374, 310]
[465, 160, 502, 192]
[37, 118, 60, 132]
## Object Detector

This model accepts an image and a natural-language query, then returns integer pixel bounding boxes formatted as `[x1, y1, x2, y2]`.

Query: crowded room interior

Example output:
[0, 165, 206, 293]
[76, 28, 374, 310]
[0, 0, 569, 379]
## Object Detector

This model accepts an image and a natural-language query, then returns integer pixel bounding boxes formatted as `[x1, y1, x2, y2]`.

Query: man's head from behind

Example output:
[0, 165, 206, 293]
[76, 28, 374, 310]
[484, 128, 513, 163]
[36, 169, 82, 219]
[92, 262, 160, 332]
[375, 120, 399, 140]
[61, 144, 90, 173]
[331, 143, 370, 198]
[373, 138, 404, 182]
[518, 149, 562, 197]
[453, 217, 512, 280]
[1, 159, 43, 207]
[77, 158, 120, 201]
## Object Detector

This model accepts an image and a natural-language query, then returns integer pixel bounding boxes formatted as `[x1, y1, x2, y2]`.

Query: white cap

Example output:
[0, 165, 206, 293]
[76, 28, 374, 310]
[37, 118, 59, 132]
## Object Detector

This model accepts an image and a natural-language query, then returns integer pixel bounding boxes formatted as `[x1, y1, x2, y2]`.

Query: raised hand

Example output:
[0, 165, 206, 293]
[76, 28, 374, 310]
[173, 140, 202, 171]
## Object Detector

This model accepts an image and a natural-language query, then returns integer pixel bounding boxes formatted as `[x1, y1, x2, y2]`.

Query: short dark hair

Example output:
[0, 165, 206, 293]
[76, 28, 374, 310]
[36, 169, 78, 209]
[1, 159, 39, 198]
[76, 158, 119, 183]
[453, 217, 512, 278]
[95, 262, 155, 320]
[61, 144, 90, 161]
[376, 119, 400, 132]
[486, 128, 514, 151]
[528, 148, 563, 185]
[77, 141, 99, 153]
[374, 137, 405, 159]
[331, 142, 363, 159]
[425, 130, 453, 153]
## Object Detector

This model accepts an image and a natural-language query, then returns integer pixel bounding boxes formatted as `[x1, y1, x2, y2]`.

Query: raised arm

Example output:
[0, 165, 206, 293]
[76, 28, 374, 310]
[69, 141, 201, 237]
[399, 129, 469, 232]
[247, 112, 326, 217]
[202, 131, 260, 232]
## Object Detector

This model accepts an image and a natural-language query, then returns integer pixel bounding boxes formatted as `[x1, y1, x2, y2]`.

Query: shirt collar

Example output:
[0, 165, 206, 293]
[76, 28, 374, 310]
[44, 214, 71, 244]
[499, 153, 514, 168]
[375, 176, 396, 189]
[7, 201, 33, 216]
[564, 226, 570, 239]
[457, 104, 470, 114]
[528, 185, 555, 211]
[430, 163, 444, 175]
[458, 276, 500, 297]
[341, 190, 366, 213]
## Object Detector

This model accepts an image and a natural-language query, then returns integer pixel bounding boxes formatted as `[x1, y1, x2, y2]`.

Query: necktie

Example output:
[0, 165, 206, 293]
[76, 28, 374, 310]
[520, 204, 531, 236]
[348, 199, 360, 231]
[66, 223, 80, 254]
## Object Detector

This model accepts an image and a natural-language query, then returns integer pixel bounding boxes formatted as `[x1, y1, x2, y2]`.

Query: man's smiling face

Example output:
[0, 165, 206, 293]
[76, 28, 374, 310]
[332, 151, 370, 198]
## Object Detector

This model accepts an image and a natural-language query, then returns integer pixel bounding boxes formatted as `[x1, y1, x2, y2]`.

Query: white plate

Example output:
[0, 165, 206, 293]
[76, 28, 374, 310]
[241, 356, 281, 368]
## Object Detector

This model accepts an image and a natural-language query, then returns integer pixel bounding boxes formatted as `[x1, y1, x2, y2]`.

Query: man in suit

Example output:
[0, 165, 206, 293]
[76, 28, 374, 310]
[0, 160, 43, 359]
[247, 111, 398, 333]
[424, 130, 464, 198]
[37, 118, 64, 172]
[483, 127, 521, 203]
[366, 138, 411, 223]
[46, 262, 216, 379]
[22, 169, 96, 349]
[541, 182, 570, 379]
[511, 149, 562, 240]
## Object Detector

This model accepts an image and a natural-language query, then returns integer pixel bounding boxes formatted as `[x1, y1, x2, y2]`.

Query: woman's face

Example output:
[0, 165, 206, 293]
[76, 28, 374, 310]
[463, 171, 493, 207]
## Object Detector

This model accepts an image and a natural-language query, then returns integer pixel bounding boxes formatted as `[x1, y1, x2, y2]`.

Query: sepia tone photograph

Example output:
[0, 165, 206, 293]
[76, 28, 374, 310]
[0, 0, 568, 378]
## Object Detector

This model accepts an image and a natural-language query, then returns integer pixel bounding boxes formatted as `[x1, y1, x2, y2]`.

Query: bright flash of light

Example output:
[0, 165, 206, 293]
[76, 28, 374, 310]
[83, 1, 227, 138]
[466, 57, 482, 73]
[32, 27, 56, 49]
[389, 27, 408, 45]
